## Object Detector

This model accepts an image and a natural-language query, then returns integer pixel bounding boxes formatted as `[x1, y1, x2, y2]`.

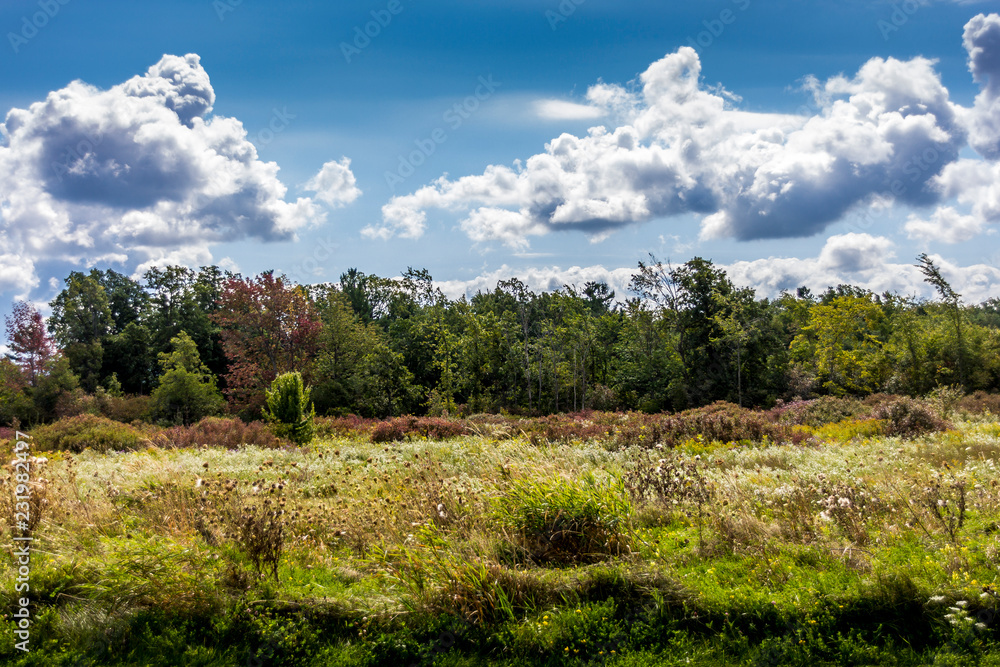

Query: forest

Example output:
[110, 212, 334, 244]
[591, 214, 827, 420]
[2, 253, 998, 428]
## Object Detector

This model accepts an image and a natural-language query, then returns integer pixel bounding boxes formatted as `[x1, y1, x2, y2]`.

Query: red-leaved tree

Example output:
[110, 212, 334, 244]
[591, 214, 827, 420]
[212, 273, 322, 417]
[4, 301, 55, 387]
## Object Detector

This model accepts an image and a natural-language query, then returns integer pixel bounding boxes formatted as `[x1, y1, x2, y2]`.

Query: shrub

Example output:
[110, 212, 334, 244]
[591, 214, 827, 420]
[869, 396, 950, 438]
[624, 453, 714, 548]
[224, 502, 285, 580]
[926, 384, 965, 420]
[31, 414, 147, 453]
[313, 414, 376, 439]
[370, 419, 406, 443]
[957, 391, 1000, 415]
[150, 332, 224, 426]
[770, 395, 869, 428]
[53, 388, 97, 419]
[369, 416, 469, 443]
[262, 372, 315, 446]
[494, 472, 631, 564]
[608, 403, 795, 449]
[96, 393, 152, 423]
[153, 417, 290, 449]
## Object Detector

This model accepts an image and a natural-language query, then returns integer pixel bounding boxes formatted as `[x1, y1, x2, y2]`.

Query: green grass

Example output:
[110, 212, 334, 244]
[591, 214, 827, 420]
[5, 412, 1000, 664]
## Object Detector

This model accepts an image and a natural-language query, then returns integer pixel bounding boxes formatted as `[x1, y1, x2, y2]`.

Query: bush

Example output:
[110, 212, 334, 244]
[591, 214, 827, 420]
[262, 372, 315, 446]
[31, 414, 147, 453]
[769, 395, 869, 428]
[494, 472, 631, 564]
[606, 403, 797, 449]
[957, 391, 1000, 415]
[369, 416, 469, 443]
[869, 396, 950, 438]
[96, 393, 152, 423]
[153, 417, 290, 449]
[150, 332, 224, 426]
[313, 415, 376, 439]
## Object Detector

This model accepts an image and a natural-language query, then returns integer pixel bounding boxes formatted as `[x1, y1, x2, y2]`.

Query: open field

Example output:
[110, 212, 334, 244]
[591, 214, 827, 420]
[5, 401, 1000, 665]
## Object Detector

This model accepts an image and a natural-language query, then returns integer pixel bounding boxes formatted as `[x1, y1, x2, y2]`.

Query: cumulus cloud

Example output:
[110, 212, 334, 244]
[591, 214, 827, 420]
[725, 234, 1000, 303]
[434, 264, 636, 301]
[904, 206, 987, 243]
[0, 53, 357, 289]
[432, 234, 1000, 305]
[304, 157, 362, 206]
[964, 13, 1000, 159]
[366, 15, 1000, 249]
[0, 254, 38, 295]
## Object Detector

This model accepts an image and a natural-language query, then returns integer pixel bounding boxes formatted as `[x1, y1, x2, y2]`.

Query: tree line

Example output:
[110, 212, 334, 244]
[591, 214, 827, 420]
[3, 255, 999, 426]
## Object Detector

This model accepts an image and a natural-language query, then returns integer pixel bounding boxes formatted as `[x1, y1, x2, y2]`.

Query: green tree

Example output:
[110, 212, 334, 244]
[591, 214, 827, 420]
[0, 358, 33, 426]
[311, 289, 369, 415]
[29, 354, 80, 423]
[791, 294, 891, 396]
[144, 265, 227, 379]
[48, 271, 113, 392]
[916, 253, 966, 388]
[91, 269, 149, 333]
[103, 322, 156, 394]
[355, 337, 420, 417]
[150, 331, 223, 425]
[262, 371, 315, 445]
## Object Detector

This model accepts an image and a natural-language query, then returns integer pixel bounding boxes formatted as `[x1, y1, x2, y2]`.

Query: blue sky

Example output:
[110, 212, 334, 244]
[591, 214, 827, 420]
[2, 0, 999, 326]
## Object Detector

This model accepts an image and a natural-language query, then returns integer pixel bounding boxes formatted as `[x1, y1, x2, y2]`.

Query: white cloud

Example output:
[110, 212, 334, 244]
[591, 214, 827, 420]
[0, 254, 37, 295]
[534, 99, 606, 121]
[817, 233, 895, 272]
[963, 13, 1000, 159]
[304, 157, 362, 206]
[725, 234, 1000, 303]
[435, 264, 636, 301]
[432, 235, 1000, 305]
[904, 206, 987, 243]
[367, 16, 1000, 250]
[0, 53, 358, 291]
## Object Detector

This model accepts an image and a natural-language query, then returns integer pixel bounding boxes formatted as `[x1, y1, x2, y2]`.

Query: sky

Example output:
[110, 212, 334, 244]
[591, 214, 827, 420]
[2, 0, 1000, 327]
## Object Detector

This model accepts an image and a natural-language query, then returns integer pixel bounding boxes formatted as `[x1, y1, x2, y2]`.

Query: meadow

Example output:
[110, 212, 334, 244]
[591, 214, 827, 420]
[4, 394, 1000, 665]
